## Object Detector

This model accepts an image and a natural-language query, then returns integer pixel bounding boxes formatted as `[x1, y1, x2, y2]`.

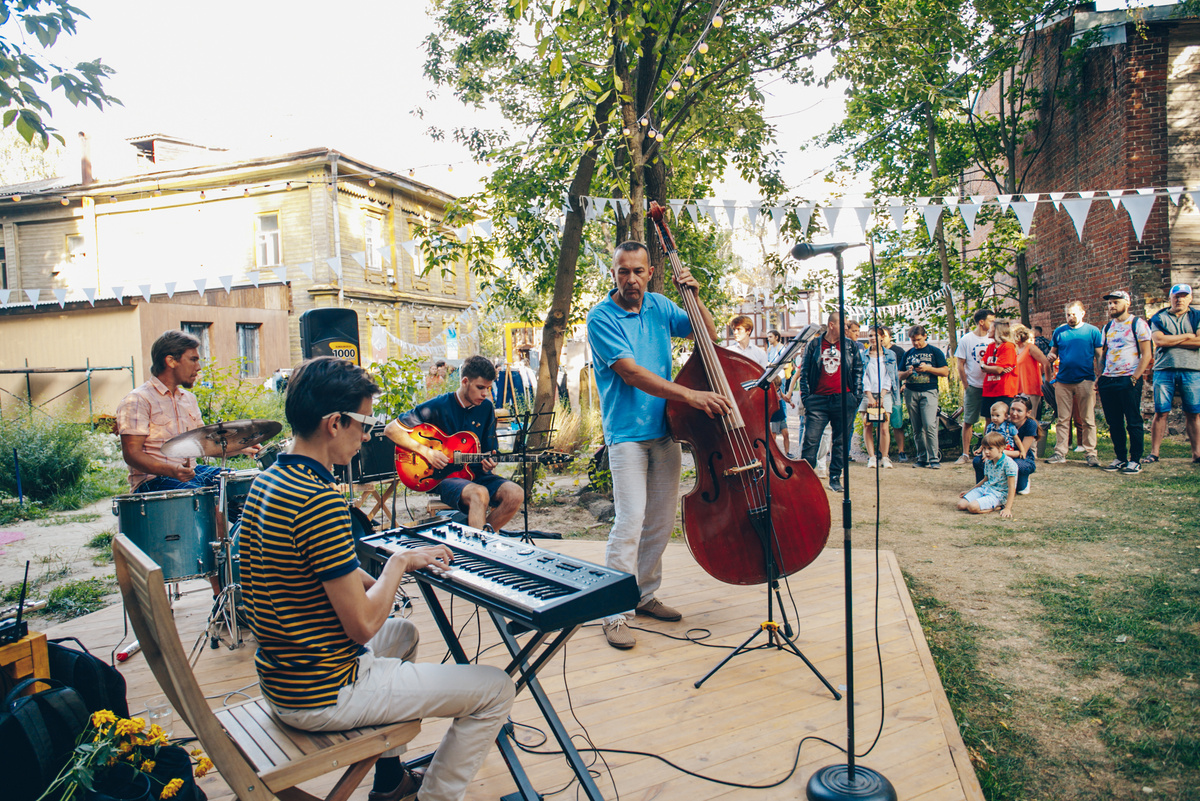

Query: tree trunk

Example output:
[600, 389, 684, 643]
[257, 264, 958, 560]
[927, 108, 959, 356]
[1015, 250, 1030, 325]
[644, 151, 668, 293]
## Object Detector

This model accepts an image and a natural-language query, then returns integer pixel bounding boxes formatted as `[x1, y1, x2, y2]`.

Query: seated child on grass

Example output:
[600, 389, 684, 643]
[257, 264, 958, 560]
[959, 431, 1018, 519]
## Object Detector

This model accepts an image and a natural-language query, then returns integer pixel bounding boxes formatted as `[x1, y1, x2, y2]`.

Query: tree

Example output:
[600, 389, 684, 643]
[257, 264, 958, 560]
[0, 1, 119, 147]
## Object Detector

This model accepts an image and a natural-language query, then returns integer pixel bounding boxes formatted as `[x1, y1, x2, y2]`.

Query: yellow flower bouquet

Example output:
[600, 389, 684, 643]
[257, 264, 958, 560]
[39, 710, 212, 801]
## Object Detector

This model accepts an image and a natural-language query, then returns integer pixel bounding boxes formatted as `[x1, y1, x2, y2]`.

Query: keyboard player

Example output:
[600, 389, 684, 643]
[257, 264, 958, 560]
[237, 356, 514, 801]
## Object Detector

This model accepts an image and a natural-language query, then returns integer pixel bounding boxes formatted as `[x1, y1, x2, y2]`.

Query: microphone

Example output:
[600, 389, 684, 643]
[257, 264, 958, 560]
[790, 241, 865, 260]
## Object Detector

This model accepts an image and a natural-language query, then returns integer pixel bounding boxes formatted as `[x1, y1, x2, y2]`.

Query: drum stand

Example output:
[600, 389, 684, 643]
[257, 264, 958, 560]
[192, 451, 244, 660]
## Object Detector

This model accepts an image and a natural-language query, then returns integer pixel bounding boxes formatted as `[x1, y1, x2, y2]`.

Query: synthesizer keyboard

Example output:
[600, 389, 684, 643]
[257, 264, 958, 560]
[359, 521, 639, 632]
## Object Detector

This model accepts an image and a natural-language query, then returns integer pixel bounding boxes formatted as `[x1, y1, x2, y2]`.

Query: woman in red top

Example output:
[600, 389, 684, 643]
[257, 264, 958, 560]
[981, 319, 1019, 413]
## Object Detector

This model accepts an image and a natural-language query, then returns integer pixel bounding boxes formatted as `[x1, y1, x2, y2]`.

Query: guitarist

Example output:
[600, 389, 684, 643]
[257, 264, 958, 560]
[384, 355, 524, 531]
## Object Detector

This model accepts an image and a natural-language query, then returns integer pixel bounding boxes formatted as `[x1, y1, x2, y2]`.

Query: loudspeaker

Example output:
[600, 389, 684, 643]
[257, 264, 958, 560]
[300, 308, 360, 364]
[333, 424, 397, 484]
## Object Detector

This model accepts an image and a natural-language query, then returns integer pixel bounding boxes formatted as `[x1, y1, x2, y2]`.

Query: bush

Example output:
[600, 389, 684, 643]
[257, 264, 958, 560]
[0, 413, 100, 502]
[372, 355, 426, 420]
[192, 359, 287, 432]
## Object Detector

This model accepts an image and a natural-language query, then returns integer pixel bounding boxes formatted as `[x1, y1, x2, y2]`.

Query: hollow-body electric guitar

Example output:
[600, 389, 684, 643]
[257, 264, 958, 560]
[394, 422, 571, 492]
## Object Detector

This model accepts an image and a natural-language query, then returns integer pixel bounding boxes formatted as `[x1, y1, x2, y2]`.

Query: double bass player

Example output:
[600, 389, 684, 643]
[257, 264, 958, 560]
[586, 241, 732, 650]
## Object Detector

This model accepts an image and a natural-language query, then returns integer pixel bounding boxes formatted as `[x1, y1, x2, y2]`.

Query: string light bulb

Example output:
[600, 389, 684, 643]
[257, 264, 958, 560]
[200, 191, 206, 200]
[671, 80, 682, 91]
[622, 127, 630, 136]
[712, 14, 724, 27]
[639, 117, 649, 126]
[151, 188, 161, 197]
[656, 130, 665, 141]
[698, 42, 709, 54]
[10, 195, 19, 202]
[447, 165, 453, 172]
[684, 65, 695, 77]
[368, 178, 376, 187]
[60, 197, 69, 205]
[285, 182, 293, 191]
[243, 188, 250, 197]
[409, 169, 415, 176]
[109, 195, 117, 202]
[666, 90, 675, 99]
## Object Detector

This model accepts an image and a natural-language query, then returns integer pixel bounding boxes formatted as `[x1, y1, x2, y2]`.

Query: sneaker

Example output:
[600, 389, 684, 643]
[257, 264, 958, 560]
[602, 619, 635, 649]
[816, 466, 829, 479]
[1121, 461, 1142, 474]
[867, 456, 877, 468]
[1045, 454, 1067, 464]
[954, 454, 971, 465]
[1086, 455, 1101, 468]
[882, 457, 894, 469]
[1103, 459, 1126, 472]
[1074, 445, 1086, 453]
[929, 462, 941, 469]
[829, 478, 844, 493]
[1017, 478, 1031, 495]
[636, 598, 682, 621]
[896, 453, 909, 463]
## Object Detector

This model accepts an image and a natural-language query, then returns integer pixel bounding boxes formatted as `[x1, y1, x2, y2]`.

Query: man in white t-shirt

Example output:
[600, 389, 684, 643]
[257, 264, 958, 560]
[1097, 290, 1153, 473]
[953, 308, 995, 465]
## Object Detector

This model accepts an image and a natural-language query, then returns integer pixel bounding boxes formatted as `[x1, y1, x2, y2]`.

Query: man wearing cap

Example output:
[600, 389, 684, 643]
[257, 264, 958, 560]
[1148, 284, 1200, 464]
[1097, 290, 1153, 473]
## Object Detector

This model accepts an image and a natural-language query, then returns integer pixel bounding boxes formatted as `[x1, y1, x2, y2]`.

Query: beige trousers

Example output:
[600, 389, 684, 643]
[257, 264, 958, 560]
[1054, 380, 1097, 457]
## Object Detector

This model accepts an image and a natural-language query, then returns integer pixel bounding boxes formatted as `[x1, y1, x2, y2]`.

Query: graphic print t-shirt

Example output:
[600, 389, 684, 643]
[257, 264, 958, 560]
[815, 340, 844, 395]
[954, 331, 993, 388]
[901, 344, 947, 391]
[1101, 317, 1151, 377]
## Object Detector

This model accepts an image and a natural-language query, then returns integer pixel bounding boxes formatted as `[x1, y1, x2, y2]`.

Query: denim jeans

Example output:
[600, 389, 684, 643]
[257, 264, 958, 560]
[1097, 375, 1145, 462]
[269, 617, 514, 801]
[904, 388, 940, 466]
[605, 436, 682, 623]
[134, 464, 223, 493]
[802, 394, 855, 480]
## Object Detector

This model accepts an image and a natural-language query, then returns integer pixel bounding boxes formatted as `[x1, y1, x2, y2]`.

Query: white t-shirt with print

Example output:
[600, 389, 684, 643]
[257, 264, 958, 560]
[1101, 317, 1152, 378]
[954, 330, 993, 388]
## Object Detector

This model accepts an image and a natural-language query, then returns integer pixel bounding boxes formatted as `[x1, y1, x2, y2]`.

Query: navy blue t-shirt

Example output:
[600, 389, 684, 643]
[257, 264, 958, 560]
[400, 392, 500, 471]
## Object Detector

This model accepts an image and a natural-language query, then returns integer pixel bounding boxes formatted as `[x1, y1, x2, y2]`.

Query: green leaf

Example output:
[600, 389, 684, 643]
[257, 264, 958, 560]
[581, 76, 601, 92]
[550, 53, 563, 77]
[559, 89, 576, 109]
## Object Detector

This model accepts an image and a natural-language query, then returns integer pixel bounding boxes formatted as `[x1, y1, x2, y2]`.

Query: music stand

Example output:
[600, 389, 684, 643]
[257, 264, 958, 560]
[505, 408, 562, 544]
[693, 332, 840, 698]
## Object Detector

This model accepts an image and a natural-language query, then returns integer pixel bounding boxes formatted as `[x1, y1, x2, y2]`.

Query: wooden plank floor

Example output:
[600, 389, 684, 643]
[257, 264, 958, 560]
[44, 542, 982, 801]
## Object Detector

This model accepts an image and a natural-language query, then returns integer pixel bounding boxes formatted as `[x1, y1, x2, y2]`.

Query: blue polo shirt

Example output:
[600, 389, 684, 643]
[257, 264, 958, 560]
[1051, 323, 1102, 384]
[587, 291, 692, 445]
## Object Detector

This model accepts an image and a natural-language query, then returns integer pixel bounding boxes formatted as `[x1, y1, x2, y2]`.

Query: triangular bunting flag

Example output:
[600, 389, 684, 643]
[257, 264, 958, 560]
[922, 202, 943, 240]
[1189, 190, 1200, 212]
[1061, 197, 1094, 241]
[958, 202, 981, 236]
[1049, 191, 1066, 211]
[297, 261, 314, 280]
[193, 279, 207, 296]
[505, 215, 518, 229]
[54, 288, 68, 307]
[669, 199, 685, 220]
[821, 203, 843, 235]
[275, 266, 288, 285]
[139, 284, 153, 303]
[477, 219, 493, 237]
[996, 195, 1013, 214]
[1023, 193, 1041, 203]
[794, 204, 813, 235]
[326, 256, 342, 279]
[83, 288, 96, 306]
[164, 282, 176, 298]
[1011, 200, 1037, 235]
[219, 275, 233, 293]
[710, 201, 725, 227]
[112, 286, 124, 304]
[686, 204, 700, 225]
[399, 241, 417, 258]
[25, 288, 40, 306]
[746, 205, 759, 230]
[248, 271, 260, 288]
[1121, 194, 1155, 242]
[888, 203, 906, 234]
[1105, 189, 1124, 209]
[1168, 186, 1184, 205]
[770, 206, 786, 236]
[941, 196, 958, 209]
[853, 205, 871, 237]
[971, 195, 987, 206]
[0, 289, 9, 307]
[351, 251, 367, 268]
[377, 245, 390, 264]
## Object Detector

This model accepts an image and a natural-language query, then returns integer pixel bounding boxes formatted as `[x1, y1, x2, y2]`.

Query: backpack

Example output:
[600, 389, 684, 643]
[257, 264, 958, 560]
[0, 677, 91, 801]
[46, 636, 130, 718]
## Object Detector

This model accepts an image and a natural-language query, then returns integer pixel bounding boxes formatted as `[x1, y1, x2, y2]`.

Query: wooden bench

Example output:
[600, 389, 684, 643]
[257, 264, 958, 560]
[113, 534, 421, 801]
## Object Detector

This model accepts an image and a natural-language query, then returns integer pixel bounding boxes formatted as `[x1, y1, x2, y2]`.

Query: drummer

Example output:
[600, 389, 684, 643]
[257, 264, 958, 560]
[115, 330, 257, 493]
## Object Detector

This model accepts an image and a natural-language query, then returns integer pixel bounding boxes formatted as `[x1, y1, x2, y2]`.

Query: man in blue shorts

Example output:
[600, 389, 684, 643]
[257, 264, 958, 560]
[587, 241, 731, 649]
[1148, 284, 1200, 464]
[386, 355, 524, 530]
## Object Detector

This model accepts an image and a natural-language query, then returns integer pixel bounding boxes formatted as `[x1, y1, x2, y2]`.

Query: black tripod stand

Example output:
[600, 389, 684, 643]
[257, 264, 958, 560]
[694, 336, 840, 699]
[506, 408, 562, 544]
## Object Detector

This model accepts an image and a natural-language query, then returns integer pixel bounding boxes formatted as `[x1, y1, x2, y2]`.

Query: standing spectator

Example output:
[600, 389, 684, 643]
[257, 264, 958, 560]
[1007, 396, 1040, 494]
[1047, 302, 1103, 466]
[1034, 326, 1052, 356]
[957, 431, 1018, 518]
[800, 311, 865, 493]
[1148, 284, 1200, 464]
[729, 315, 768, 366]
[765, 329, 794, 457]
[861, 327, 898, 468]
[1097, 290, 1153, 473]
[882, 326, 909, 462]
[981, 319, 1019, 412]
[1013, 325, 1052, 419]
[899, 325, 949, 468]
[953, 308, 996, 465]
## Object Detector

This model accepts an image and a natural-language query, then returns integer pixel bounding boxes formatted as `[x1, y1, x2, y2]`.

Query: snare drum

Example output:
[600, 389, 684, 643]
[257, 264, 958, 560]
[112, 488, 218, 581]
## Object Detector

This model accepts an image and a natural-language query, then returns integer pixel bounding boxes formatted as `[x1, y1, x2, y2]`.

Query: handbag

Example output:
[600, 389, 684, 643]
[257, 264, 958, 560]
[0, 677, 91, 801]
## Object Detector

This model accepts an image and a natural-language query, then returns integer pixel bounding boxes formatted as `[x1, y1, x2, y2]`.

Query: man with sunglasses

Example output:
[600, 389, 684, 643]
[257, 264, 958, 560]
[238, 356, 515, 801]
[385, 354, 523, 531]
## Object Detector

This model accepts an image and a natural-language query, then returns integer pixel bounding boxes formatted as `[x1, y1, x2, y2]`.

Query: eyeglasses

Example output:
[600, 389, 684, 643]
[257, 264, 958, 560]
[323, 411, 387, 428]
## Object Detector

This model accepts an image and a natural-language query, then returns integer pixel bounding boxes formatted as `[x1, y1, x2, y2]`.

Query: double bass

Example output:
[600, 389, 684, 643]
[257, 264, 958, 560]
[649, 203, 831, 586]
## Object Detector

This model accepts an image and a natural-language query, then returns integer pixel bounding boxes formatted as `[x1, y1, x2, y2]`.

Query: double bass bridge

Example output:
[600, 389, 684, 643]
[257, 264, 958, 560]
[723, 460, 764, 477]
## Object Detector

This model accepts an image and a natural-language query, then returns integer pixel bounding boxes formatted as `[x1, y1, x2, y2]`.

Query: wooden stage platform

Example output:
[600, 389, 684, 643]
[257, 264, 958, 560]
[45, 541, 982, 801]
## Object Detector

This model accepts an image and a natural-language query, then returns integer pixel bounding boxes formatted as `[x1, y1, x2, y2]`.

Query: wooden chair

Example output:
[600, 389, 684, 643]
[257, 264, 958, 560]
[113, 534, 421, 801]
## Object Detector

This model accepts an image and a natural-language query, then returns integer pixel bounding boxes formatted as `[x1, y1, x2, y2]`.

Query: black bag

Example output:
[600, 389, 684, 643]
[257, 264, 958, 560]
[136, 744, 208, 801]
[0, 677, 90, 801]
[47, 636, 129, 718]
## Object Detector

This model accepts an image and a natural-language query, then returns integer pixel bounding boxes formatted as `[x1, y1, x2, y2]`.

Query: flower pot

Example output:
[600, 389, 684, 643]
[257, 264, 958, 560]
[86, 763, 152, 801]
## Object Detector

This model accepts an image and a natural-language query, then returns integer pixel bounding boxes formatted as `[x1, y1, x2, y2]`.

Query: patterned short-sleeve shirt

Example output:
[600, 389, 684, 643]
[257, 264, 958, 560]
[114, 376, 204, 489]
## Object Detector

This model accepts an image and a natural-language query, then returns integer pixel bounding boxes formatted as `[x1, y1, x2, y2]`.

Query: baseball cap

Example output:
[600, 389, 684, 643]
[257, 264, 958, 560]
[1171, 283, 1192, 296]
[1102, 290, 1130, 302]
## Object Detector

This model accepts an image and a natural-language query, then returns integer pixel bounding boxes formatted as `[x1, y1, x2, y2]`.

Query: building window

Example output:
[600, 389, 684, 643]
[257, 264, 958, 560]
[66, 235, 86, 262]
[237, 324, 261, 378]
[256, 213, 281, 267]
[0, 246, 6, 289]
[181, 322, 211, 364]
[364, 212, 383, 270]
[416, 325, 431, 345]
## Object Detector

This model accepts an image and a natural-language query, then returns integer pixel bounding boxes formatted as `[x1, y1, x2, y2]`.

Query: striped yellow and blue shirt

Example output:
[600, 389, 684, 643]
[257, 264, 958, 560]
[238, 453, 363, 708]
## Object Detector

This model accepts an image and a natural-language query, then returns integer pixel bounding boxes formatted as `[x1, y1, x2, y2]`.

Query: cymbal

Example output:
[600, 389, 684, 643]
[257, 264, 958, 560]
[161, 419, 283, 459]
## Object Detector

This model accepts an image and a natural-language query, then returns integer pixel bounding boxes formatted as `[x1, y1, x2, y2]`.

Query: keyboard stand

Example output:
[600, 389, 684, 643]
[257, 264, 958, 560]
[409, 580, 605, 801]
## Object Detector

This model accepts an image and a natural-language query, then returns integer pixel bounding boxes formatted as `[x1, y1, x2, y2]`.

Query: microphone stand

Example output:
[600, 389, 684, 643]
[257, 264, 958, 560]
[806, 250, 896, 801]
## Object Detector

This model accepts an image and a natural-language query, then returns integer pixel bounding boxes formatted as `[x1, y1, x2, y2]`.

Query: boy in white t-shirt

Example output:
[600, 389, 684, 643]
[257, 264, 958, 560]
[953, 308, 996, 464]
